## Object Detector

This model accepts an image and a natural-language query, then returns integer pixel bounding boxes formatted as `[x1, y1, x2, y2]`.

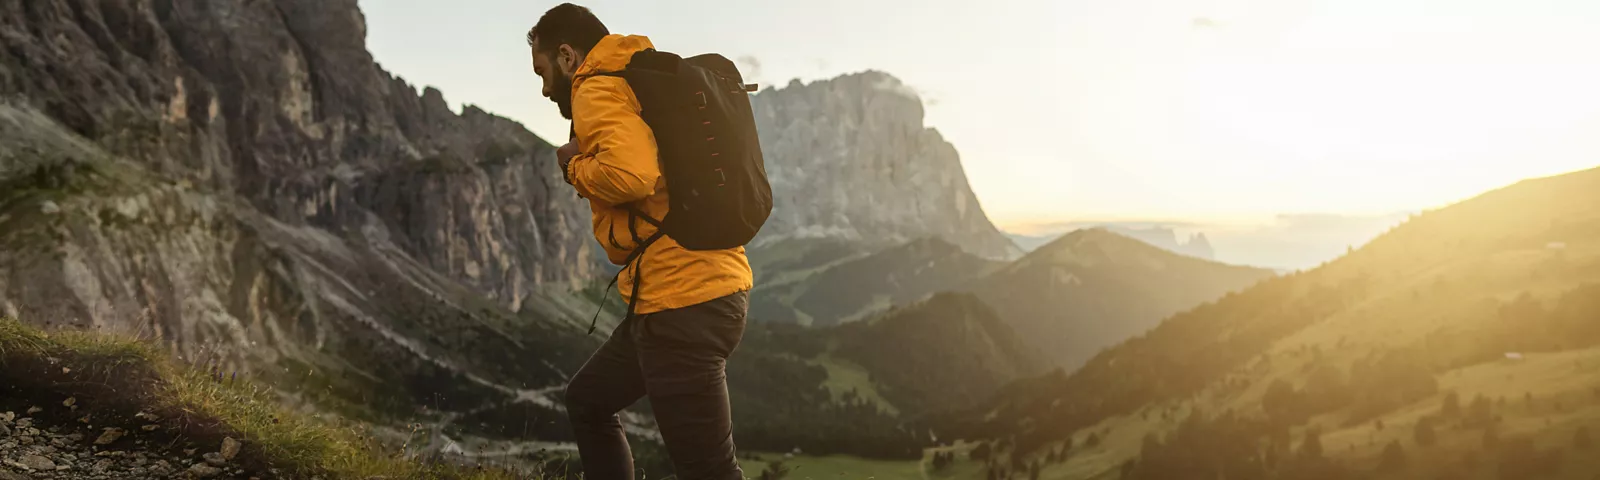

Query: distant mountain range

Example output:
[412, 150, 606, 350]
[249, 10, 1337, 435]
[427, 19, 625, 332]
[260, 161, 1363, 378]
[970, 228, 1275, 369]
[1009, 213, 1412, 270]
[938, 165, 1600, 479]
[6, 1, 1527, 476]
[1010, 225, 1215, 260]
[750, 226, 1274, 372]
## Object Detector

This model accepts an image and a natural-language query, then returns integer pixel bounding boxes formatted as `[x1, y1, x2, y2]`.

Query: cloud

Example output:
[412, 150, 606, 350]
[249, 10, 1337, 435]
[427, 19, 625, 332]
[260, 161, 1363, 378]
[735, 55, 762, 78]
[1192, 17, 1222, 29]
[870, 75, 922, 101]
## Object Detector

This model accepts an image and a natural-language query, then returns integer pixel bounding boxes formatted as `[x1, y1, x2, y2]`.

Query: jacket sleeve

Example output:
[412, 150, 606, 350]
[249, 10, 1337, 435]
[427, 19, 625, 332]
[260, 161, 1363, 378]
[566, 77, 660, 207]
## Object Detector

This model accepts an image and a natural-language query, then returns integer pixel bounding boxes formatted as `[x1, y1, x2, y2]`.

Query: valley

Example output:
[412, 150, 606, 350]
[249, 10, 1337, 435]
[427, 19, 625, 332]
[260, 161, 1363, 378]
[930, 166, 1600, 479]
[2, 1, 1597, 479]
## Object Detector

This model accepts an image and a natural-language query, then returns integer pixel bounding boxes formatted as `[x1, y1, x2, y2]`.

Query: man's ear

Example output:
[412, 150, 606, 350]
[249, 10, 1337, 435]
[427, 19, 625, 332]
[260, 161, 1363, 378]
[558, 44, 580, 75]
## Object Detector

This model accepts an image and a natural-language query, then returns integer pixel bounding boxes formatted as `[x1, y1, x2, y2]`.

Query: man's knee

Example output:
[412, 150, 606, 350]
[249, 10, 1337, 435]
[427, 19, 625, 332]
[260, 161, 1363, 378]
[564, 378, 604, 422]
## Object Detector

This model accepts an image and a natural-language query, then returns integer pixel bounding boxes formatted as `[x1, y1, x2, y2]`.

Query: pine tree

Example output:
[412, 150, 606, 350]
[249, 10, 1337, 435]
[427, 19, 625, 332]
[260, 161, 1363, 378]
[1467, 395, 1493, 426]
[972, 442, 993, 461]
[1301, 428, 1324, 458]
[1415, 417, 1438, 447]
[1441, 392, 1461, 417]
[1380, 441, 1407, 471]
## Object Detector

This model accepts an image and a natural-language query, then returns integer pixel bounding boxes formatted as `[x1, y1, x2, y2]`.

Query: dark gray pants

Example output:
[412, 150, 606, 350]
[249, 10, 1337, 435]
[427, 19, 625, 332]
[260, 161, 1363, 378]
[564, 291, 748, 480]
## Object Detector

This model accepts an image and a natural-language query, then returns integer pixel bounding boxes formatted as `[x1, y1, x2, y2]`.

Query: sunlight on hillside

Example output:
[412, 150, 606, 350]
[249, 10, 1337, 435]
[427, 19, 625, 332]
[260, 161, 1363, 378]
[7, 1, 1600, 479]
[943, 168, 1600, 480]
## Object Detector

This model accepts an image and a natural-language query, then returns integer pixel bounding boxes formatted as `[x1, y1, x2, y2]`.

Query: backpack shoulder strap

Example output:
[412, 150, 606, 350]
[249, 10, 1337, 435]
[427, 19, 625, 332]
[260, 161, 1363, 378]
[584, 202, 666, 336]
[624, 203, 663, 229]
[586, 227, 665, 335]
[578, 70, 627, 82]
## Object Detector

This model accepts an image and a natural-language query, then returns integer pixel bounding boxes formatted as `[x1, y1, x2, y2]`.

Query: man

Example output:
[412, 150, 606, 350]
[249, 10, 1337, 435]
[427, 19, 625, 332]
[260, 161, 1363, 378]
[527, 4, 753, 479]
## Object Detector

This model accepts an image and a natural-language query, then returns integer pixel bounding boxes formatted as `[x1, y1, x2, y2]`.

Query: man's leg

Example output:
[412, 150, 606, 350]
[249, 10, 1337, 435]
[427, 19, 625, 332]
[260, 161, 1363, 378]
[632, 291, 749, 480]
[565, 318, 648, 480]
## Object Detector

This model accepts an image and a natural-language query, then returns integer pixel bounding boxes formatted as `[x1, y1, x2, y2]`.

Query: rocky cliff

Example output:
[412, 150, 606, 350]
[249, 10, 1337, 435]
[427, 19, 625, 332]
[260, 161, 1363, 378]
[1111, 226, 1215, 260]
[0, 0, 595, 304]
[0, 0, 602, 456]
[752, 72, 1020, 260]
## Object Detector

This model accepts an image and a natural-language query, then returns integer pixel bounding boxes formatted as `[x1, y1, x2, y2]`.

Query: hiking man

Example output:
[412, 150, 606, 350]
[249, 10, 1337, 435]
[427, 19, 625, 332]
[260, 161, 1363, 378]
[527, 4, 758, 479]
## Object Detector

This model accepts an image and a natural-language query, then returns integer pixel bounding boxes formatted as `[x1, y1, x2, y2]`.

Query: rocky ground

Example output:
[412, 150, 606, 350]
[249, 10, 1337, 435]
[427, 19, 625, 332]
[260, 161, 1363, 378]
[0, 408, 259, 480]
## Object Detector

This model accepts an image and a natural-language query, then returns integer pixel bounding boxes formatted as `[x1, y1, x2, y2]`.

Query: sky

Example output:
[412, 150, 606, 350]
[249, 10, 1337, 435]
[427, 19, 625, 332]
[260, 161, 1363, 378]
[359, 0, 1600, 229]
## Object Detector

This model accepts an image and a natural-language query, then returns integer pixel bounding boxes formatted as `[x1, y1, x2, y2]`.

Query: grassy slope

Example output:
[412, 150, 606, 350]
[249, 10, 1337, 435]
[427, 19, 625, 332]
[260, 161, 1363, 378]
[833, 293, 1047, 417]
[740, 453, 926, 480]
[812, 353, 902, 416]
[748, 237, 1004, 327]
[966, 166, 1600, 479]
[749, 238, 872, 326]
[0, 317, 526, 479]
[968, 228, 1278, 369]
[737, 441, 1008, 480]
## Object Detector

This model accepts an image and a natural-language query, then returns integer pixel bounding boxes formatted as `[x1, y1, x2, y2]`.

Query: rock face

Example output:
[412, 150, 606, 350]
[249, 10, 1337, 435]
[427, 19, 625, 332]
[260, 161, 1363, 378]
[752, 72, 1019, 260]
[0, 0, 597, 448]
[0, 0, 595, 310]
[1110, 227, 1216, 261]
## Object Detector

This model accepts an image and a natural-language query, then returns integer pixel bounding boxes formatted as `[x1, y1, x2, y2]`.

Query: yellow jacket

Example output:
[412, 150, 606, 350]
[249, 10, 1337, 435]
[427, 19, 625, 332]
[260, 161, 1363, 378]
[565, 34, 753, 315]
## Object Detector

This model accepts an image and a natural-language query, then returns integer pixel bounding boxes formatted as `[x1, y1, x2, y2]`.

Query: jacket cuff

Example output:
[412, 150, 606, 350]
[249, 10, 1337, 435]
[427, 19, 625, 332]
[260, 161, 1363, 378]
[562, 156, 578, 186]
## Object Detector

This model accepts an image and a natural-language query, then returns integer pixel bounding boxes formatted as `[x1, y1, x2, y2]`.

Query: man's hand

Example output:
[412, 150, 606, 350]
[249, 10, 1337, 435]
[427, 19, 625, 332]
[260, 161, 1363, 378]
[557, 140, 580, 182]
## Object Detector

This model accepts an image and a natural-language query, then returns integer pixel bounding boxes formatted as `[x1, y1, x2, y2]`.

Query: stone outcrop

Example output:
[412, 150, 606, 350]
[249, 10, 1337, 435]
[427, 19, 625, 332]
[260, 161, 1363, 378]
[752, 72, 1019, 259]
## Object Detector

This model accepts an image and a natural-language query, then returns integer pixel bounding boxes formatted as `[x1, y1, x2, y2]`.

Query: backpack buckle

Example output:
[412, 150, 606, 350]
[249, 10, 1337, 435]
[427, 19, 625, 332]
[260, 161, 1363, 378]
[696, 91, 707, 107]
[715, 168, 727, 186]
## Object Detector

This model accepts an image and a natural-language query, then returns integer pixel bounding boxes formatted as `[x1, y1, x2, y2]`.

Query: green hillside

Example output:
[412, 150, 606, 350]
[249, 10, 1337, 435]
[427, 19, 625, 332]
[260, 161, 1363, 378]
[942, 166, 1600, 479]
[967, 228, 1278, 369]
[834, 293, 1047, 416]
[750, 237, 1003, 326]
[728, 293, 1048, 460]
[0, 317, 526, 479]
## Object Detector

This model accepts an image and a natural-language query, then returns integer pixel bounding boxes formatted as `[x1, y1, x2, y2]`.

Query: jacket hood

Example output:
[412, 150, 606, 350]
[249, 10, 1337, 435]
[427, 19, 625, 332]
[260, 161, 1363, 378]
[576, 34, 654, 77]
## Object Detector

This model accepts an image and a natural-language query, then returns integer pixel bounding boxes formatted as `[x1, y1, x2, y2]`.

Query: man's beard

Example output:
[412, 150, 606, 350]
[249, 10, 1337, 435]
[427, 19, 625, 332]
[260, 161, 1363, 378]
[552, 72, 575, 120]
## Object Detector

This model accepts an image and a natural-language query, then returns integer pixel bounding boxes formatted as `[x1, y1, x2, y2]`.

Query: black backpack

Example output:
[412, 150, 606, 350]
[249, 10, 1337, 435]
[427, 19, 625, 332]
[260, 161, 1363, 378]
[586, 49, 773, 331]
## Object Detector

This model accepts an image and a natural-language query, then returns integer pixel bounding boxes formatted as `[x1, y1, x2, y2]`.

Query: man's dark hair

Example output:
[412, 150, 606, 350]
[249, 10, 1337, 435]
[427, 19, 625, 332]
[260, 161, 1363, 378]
[527, 3, 610, 56]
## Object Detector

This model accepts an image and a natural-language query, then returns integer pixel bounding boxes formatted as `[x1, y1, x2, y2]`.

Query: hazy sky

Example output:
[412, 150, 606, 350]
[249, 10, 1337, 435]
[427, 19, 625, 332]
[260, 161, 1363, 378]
[360, 0, 1600, 228]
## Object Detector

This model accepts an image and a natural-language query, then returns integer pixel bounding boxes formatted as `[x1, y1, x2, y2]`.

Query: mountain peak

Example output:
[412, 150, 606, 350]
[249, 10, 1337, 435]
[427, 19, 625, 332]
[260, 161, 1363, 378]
[973, 227, 1277, 368]
[750, 72, 1019, 259]
[1029, 227, 1180, 262]
[1029, 226, 1219, 263]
